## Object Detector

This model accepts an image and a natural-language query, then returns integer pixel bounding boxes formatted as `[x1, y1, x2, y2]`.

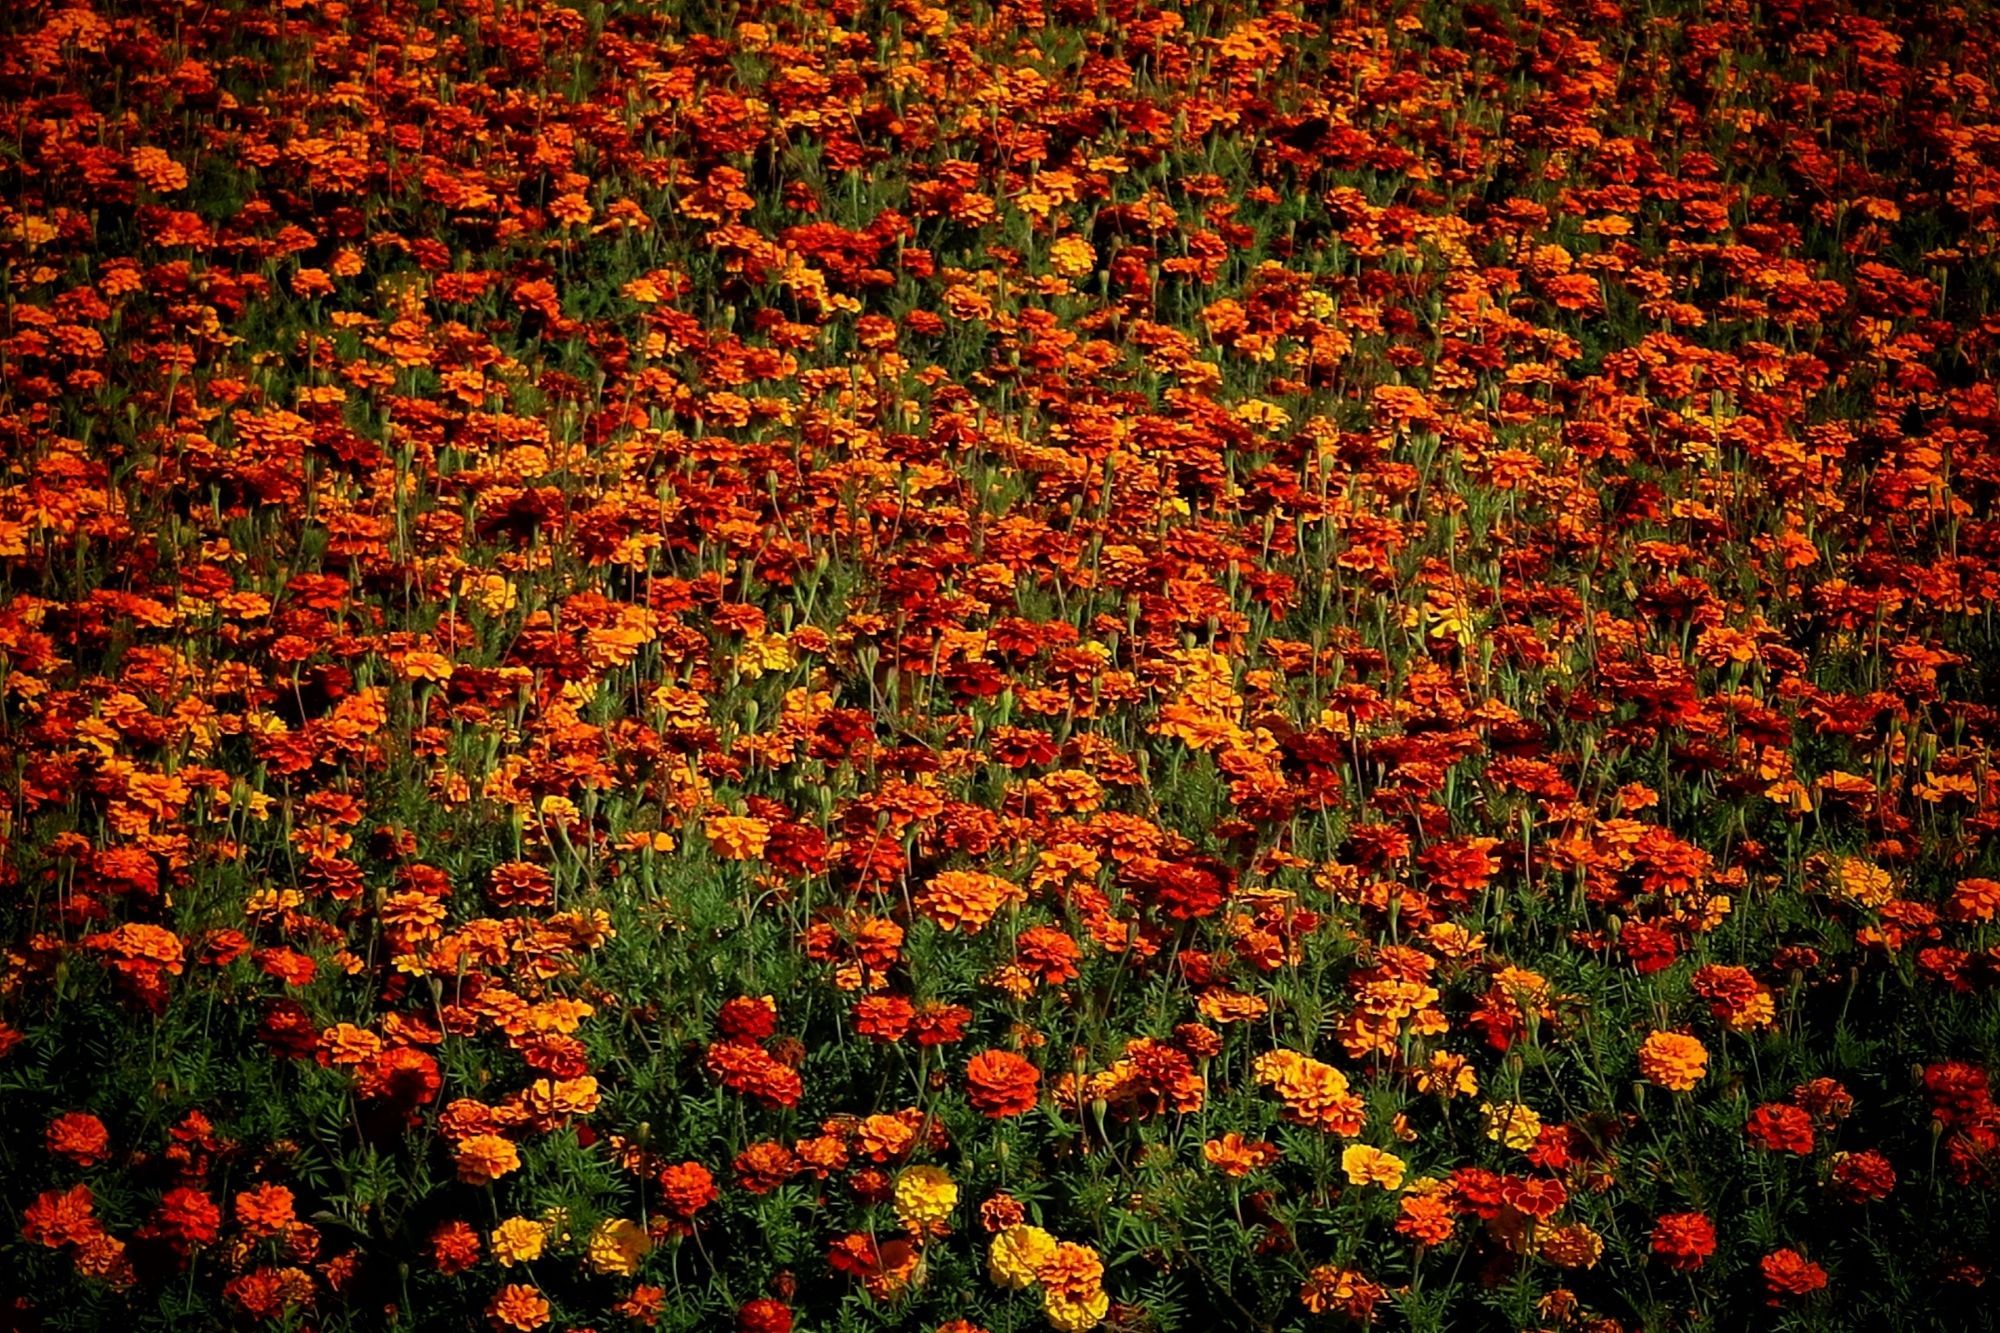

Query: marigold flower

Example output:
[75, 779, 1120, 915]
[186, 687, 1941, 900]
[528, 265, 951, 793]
[130, 145, 188, 193]
[989, 1224, 1057, 1289]
[1341, 1143, 1408, 1190]
[430, 1219, 482, 1275]
[1650, 1211, 1717, 1270]
[22, 1184, 99, 1248]
[1638, 1031, 1708, 1092]
[1048, 235, 1096, 280]
[490, 1217, 546, 1266]
[1039, 1241, 1108, 1332]
[658, 1160, 718, 1218]
[1395, 1184, 1456, 1247]
[234, 1183, 296, 1240]
[487, 1282, 550, 1331]
[587, 1218, 653, 1275]
[737, 1298, 794, 1333]
[1299, 1264, 1384, 1320]
[1746, 1103, 1816, 1154]
[144, 1186, 222, 1253]
[965, 1049, 1040, 1118]
[1481, 1101, 1543, 1151]
[1761, 1247, 1829, 1297]
[828, 1232, 919, 1299]
[46, 1112, 111, 1168]
[918, 869, 1026, 934]
[734, 1140, 800, 1194]
[1947, 877, 2000, 921]
[704, 814, 772, 860]
[1539, 1222, 1605, 1269]
[1202, 1132, 1278, 1177]
[1828, 1149, 1896, 1202]
[1253, 1050, 1365, 1135]
[892, 1165, 957, 1234]
[454, 1134, 521, 1186]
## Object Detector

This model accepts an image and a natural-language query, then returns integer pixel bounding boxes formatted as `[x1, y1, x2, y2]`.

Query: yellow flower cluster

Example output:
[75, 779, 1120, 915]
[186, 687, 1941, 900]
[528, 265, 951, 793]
[987, 1226, 1108, 1331]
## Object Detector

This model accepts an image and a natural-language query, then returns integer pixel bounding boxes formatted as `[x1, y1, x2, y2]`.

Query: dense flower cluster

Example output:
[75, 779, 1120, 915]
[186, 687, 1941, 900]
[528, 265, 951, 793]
[2, 0, 1999, 1328]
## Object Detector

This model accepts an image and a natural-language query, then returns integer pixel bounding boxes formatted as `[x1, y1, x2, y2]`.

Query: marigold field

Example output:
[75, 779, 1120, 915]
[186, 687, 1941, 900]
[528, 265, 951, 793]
[3, 0, 2000, 1328]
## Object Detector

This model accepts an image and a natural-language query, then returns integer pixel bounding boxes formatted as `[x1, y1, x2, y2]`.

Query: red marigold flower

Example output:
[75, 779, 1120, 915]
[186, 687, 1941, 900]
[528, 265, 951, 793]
[717, 995, 780, 1041]
[911, 1001, 972, 1047]
[1828, 1149, 1896, 1203]
[47, 1112, 111, 1167]
[1746, 1103, 1816, 1155]
[965, 1049, 1041, 1118]
[430, 1219, 482, 1275]
[1761, 1247, 1830, 1298]
[145, 1186, 222, 1253]
[1923, 1060, 1996, 1130]
[23, 1184, 99, 1248]
[356, 1046, 442, 1107]
[1649, 1212, 1716, 1271]
[738, 1298, 794, 1333]
[1500, 1174, 1567, 1220]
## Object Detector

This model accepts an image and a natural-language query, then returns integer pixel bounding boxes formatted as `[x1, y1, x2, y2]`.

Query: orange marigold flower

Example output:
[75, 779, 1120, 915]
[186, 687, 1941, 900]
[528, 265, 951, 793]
[487, 1282, 550, 1331]
[1299, 1264, 1384, 1319]
[429, 1219, 482, 1275]
[454, 1133, 521, 1186]
[1253, 1050, 1365, 1135]
[917, 869, 1026, 934]
[144, 1186, 221, 1253]
[130, 146, 188, 193]
[704, 814, 772, 861]
[657, 1160, 718, 1218]
[234, 1183, 295, 1239]
[965, 1049, 1041, 1118]
[1395, 1182, 1457, 1247]
[1202, 1132, 1278, 1177]
[1638, 1030, 1708, 1092]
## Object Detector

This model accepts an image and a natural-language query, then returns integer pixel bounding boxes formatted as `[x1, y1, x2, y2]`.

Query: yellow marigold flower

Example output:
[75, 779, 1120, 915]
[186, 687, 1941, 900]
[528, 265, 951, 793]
[1340, 1143, 1408, 1191]
[1414, 1050, 1479, 1099]
[1481, 1100, 1543, 1151]
[586, 1218, 652, 1276]
[489, 1217, 546, 1267]
[893, 1165, 958, 1234]
[1048, 235, 1095, 280]
[1044, 1287, 1110, 1332]
[988, 1224, 1056, 1290]
[1826, 856, 1894, 908]
[1638, 1030, 1708, 1092]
